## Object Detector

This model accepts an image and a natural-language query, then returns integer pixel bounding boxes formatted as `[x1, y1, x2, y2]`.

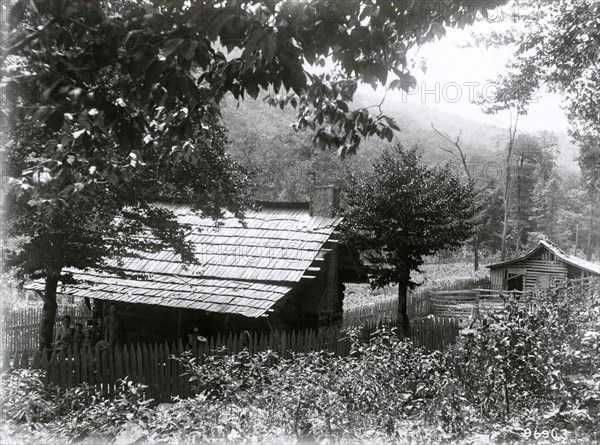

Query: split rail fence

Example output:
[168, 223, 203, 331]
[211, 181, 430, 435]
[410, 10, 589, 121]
[344, 277, 599, 327]
[343, 277, 490, 328]
[345, 289, 541, 325]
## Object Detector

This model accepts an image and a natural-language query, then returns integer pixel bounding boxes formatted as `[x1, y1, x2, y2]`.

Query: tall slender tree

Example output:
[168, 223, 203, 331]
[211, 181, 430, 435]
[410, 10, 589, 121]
[430, 123, 483, 270]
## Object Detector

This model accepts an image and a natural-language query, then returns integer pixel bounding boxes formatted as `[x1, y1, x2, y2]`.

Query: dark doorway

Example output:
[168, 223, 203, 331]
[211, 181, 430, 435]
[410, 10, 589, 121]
[507, 273, 524, 291]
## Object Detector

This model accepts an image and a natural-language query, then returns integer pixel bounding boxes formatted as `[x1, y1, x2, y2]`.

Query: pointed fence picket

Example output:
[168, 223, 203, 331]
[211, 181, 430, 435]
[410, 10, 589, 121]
[0, 318, 460, 403]
[1, 304, 92, 355]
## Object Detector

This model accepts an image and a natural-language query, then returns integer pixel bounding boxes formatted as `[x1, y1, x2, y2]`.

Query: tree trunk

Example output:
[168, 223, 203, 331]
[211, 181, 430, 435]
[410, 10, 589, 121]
[396, 268, 411, 338]
[548, 184, 556, 240]
[586, 205, 593, 261]
[40, 273, 60, 351]
[515, 154, 523, 255]
[501, 162, 511, 261]
[501, 112, 519, 261]
[473, 231, 479, 271]
[585, 188, 596, 260]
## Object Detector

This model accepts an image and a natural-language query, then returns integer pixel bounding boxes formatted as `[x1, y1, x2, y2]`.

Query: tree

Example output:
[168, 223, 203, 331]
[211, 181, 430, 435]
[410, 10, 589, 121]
[510, 132, 557, 254]
[477, 77, 528, 260]
[341, 145, 476, 336]
[473, 0, 600, 258]
[4, 120, 252, 350]
[471, 0, 599, 133]
[575, 133, 600, 260]
[430, 123, 484, 270]
[1, 0, 507, 349]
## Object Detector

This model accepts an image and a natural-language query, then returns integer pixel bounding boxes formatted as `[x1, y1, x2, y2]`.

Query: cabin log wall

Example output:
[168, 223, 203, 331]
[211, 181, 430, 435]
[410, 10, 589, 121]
[491, 260, 568, 292]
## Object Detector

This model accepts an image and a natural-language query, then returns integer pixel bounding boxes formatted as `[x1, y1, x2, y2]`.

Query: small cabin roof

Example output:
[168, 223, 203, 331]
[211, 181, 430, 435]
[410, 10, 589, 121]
[486, 240, 600, 275]
[26, 202, 362, 318]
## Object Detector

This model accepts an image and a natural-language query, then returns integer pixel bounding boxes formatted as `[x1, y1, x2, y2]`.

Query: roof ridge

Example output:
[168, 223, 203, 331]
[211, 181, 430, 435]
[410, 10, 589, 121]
[487, 239, 599, 275]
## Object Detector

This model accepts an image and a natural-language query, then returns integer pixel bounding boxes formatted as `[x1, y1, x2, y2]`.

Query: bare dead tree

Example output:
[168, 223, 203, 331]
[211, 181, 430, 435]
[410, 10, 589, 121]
[431, 123, 471, 181]
[431, 122, 480, 270]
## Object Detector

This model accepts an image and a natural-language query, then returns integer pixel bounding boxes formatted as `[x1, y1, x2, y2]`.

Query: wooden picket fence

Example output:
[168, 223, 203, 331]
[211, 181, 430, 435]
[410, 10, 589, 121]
[1, 319, 460, 403]
[343, 291, 432, 327]
[3, 342, 192, 402]
[2, 328, 348, 403]
[410, 316, 459, 352]
[1, 304, 92, 355]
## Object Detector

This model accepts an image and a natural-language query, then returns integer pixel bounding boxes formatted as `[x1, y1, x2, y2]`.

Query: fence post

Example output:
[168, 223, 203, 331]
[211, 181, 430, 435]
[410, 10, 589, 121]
[19, 350, 30, 369]
[65, 348, 74, 388]
[114, 344, 124, 386]
[164, 342, 172, 401]
[31, 350, 41, 369]
[88, 347, 97, 387]
[73, 349, 81, 386]
[473, 290, 481, 319]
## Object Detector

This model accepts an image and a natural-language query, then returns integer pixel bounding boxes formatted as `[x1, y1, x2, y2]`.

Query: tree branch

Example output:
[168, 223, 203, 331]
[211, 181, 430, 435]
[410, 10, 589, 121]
[431, 122, 471, 181]
[1, 19, 57, 54]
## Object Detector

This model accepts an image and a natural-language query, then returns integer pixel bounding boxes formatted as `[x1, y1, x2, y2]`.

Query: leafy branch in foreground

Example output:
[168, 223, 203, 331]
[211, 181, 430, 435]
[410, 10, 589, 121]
[1, 0, 506, 349]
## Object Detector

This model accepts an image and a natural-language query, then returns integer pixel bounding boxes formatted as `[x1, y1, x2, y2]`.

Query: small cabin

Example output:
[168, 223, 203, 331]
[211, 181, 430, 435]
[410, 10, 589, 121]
[487, 240, 600, 292]
[27, 186, 366, 344]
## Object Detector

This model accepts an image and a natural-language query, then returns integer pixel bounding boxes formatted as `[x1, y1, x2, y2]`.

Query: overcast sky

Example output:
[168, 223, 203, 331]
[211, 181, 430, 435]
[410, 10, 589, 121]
[359, 26, 570, 134]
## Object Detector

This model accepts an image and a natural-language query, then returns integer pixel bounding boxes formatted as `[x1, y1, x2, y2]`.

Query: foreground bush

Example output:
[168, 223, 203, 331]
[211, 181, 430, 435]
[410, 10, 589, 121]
[2, 282, 599, 443]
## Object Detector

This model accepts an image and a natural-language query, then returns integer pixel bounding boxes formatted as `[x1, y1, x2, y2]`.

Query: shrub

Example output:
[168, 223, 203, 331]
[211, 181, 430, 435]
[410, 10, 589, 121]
[0, 369, 58, 424]
[2, 280, 599, 443]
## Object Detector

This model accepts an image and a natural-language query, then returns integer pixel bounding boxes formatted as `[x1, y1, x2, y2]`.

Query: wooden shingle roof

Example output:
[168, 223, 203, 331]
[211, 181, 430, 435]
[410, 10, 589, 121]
[27, 202, 343, 317]
[486, 240, 600, 275]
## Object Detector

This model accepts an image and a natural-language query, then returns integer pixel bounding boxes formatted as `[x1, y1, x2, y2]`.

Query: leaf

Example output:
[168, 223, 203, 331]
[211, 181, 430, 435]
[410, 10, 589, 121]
[46, 110, 64, 131]
[398, 74, 417, 93]
[431, 23, 446, 39]
[246, 83, 259, 99]
[160, 38, 184, 58]
[262, 33, 277, 63]
[206, 12, 228, 41]
[114, 421, 145, 445]
[181, 41, 197, 60]
[73, 129, 86, 139]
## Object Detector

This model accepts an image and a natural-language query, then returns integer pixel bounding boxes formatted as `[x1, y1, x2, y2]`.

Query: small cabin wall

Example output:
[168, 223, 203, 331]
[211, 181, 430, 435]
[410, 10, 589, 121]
[522, 260, 567, 291]
[96, 300, 271, 345]
[490, 268, 504, 291]
[490, 254, 569, 292]
[297, 245, 343, 328]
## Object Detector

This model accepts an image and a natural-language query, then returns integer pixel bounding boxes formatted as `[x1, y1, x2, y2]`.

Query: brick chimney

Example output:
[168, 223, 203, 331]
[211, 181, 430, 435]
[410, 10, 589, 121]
[310, 185, 340, 218]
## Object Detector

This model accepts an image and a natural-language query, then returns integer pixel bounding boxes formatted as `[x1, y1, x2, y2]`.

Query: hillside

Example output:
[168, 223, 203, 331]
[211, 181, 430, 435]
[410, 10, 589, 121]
[222, 93, 581, 174]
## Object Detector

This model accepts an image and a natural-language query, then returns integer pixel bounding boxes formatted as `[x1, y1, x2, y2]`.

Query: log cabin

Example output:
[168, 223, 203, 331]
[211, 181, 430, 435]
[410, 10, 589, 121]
[27, 186, 366, 344]
[487, 240, 600, 292]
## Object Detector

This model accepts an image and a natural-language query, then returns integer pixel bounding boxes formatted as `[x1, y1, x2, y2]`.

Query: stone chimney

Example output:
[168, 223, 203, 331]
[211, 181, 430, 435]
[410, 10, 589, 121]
[310, 185, 340, 218]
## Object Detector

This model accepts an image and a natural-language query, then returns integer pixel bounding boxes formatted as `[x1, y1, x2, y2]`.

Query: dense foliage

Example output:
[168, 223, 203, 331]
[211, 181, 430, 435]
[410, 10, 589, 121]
[1, 0, 510, 348]
[474, 0, 600, 260]
[222, 94, 594, 264]
[2, 281, 599, 443]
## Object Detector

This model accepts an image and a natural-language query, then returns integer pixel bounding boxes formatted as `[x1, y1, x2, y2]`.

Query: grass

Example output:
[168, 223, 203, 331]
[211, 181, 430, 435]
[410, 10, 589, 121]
[344, 261, 490, 310]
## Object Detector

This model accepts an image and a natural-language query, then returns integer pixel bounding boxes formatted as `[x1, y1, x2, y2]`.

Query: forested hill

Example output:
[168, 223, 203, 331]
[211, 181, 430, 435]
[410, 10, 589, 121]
[222, 93, 581, 179]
